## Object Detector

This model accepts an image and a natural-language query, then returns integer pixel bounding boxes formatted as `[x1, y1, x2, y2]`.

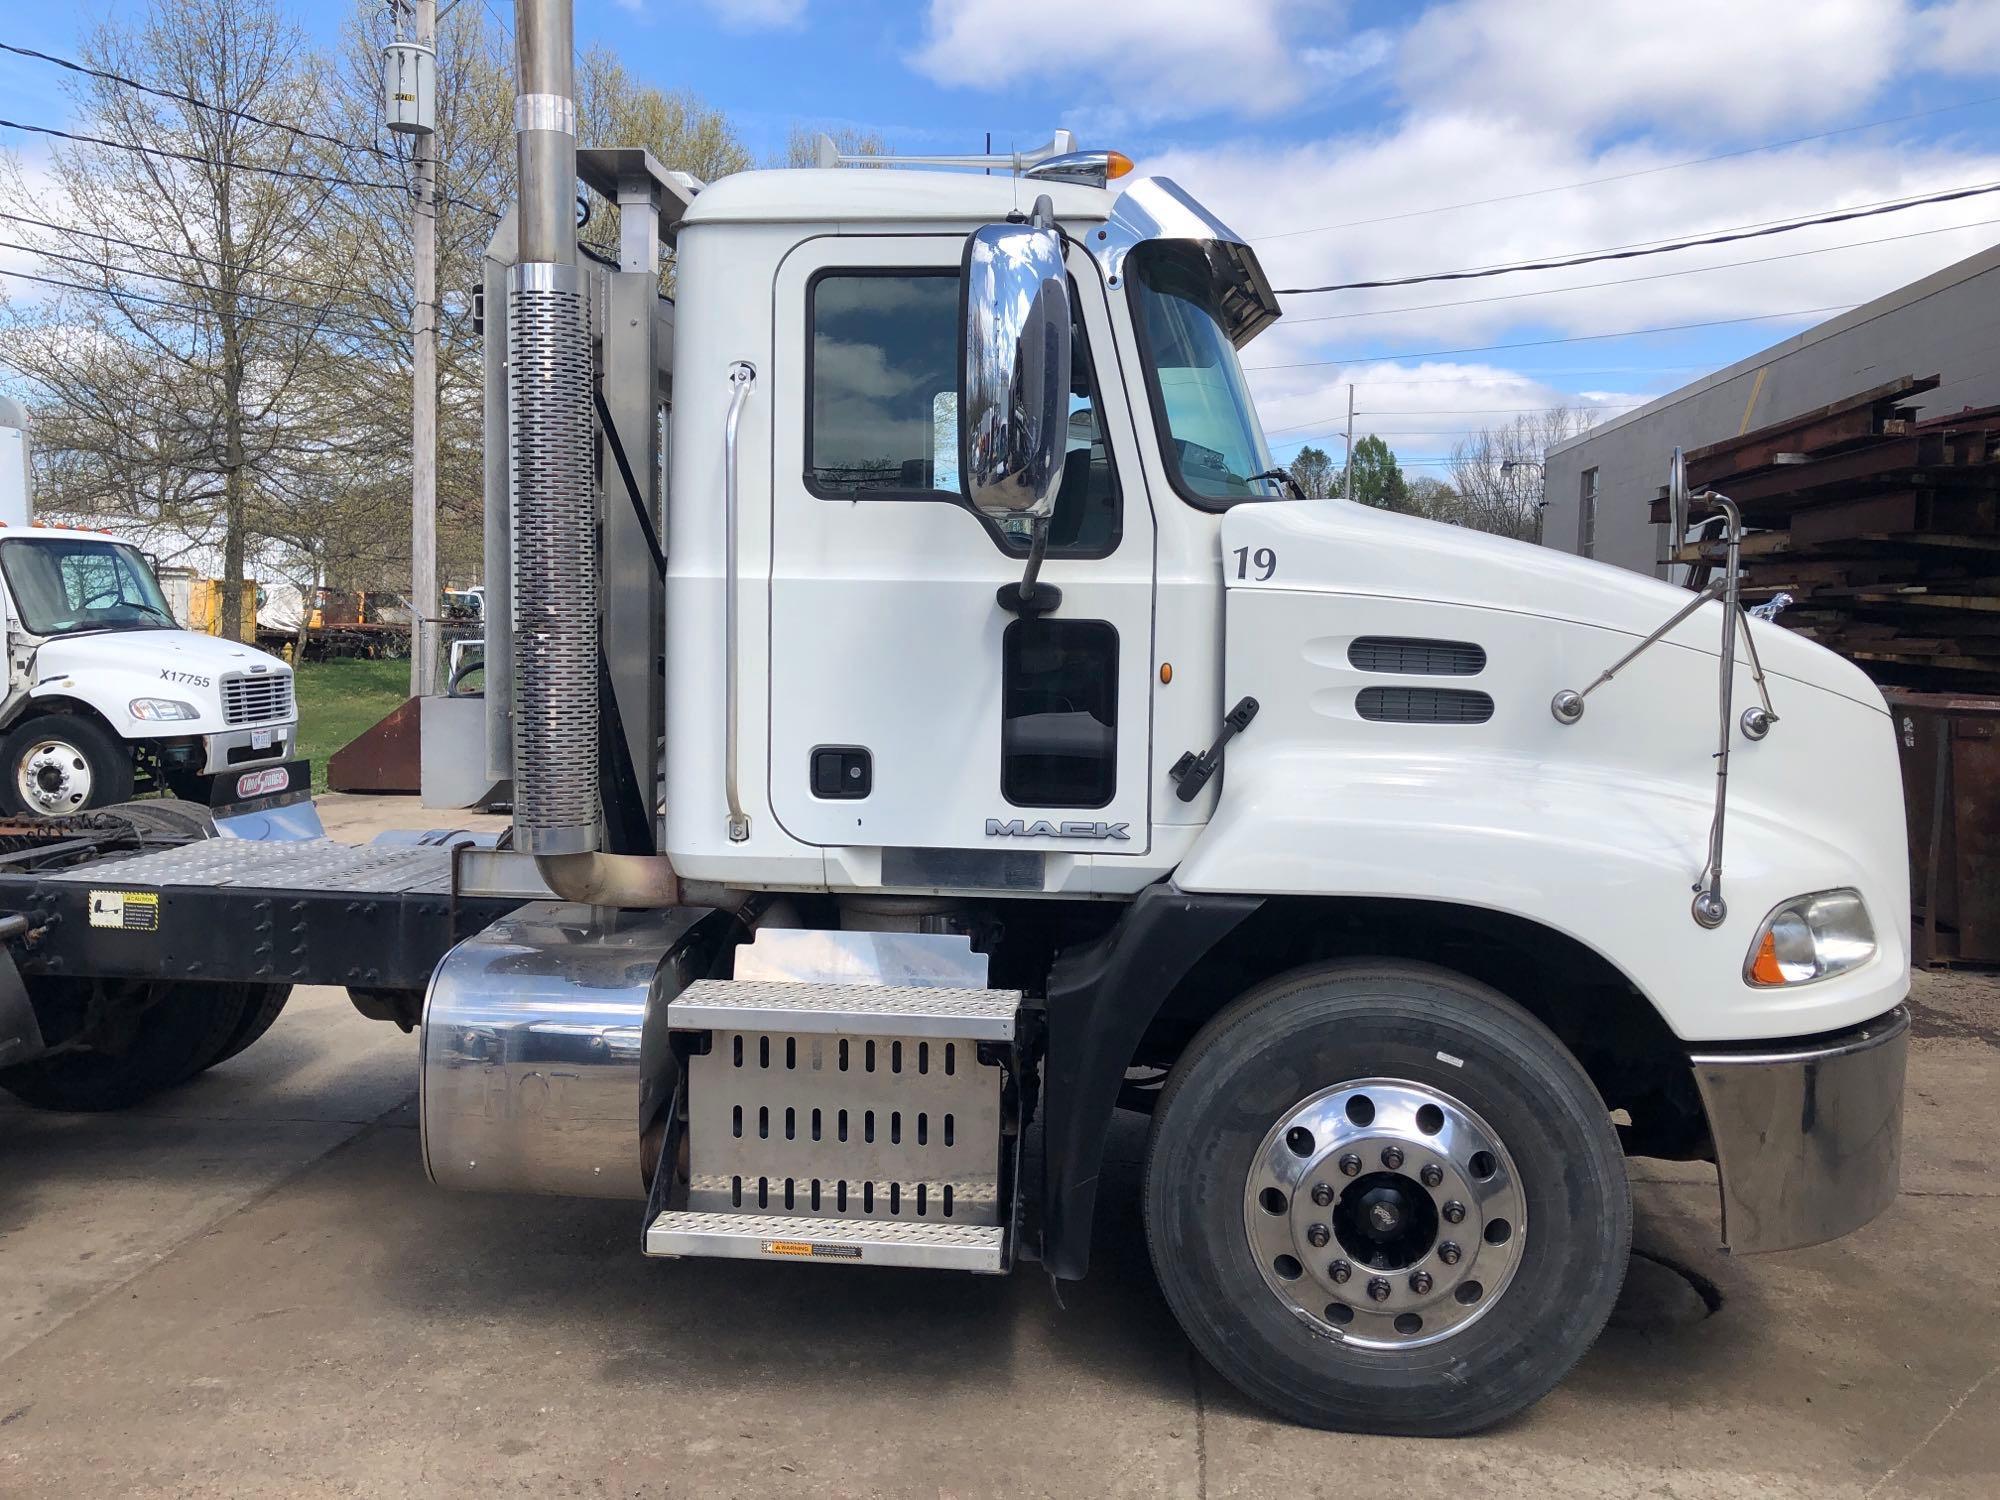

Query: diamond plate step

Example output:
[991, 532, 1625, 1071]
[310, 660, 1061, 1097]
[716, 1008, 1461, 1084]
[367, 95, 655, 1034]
[646, 1211, 1005, 1273]
[668, 979, 1019, 1040]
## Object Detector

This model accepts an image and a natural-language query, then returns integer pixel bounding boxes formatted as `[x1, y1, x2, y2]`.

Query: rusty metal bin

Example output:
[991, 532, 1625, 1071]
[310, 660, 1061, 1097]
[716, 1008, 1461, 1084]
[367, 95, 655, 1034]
[1884, 688, 2000, 965]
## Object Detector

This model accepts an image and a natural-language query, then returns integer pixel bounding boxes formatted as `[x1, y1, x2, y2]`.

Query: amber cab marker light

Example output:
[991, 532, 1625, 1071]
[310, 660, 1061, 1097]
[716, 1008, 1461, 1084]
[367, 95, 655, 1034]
[1107, 151, 1135, 180]
[1749, 931, 1786, 987]
[1159, 661, 1173, 684]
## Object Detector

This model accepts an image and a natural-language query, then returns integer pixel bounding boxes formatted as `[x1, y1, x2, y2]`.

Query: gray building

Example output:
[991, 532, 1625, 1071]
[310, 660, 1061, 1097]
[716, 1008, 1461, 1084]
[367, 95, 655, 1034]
[1543, 241, 2000, 575]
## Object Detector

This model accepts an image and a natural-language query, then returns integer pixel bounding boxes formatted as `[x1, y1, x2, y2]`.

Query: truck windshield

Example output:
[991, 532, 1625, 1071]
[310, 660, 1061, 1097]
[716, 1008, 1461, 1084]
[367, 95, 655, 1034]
[1129, 244, 1277, 508]
[0, 538, 177, 638]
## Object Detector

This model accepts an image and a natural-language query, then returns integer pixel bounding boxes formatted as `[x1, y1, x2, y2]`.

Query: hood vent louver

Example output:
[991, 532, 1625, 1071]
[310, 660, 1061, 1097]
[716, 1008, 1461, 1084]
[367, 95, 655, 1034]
[1348, 637, 1486, 676]
[1357, 686, 1493, 725]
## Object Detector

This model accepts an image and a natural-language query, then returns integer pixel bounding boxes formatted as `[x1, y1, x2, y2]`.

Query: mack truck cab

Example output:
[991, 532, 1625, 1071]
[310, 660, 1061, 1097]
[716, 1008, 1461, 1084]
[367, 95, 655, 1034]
[0, 0, 1911, 1437]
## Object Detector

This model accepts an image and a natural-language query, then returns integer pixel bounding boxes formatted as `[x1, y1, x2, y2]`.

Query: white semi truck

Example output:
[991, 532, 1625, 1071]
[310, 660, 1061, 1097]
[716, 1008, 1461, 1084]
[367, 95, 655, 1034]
[0, 1, 1910, 1435]
[0, 398, 299, 813]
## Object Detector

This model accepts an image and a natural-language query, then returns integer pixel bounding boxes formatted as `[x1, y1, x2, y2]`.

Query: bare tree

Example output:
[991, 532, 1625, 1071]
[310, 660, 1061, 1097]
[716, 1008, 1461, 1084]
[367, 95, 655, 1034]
[0, 0, 346, 637]
[1447, 406, 1595, 541]
[784, 124, 892, 168]
[1287, 443, 1340, 498]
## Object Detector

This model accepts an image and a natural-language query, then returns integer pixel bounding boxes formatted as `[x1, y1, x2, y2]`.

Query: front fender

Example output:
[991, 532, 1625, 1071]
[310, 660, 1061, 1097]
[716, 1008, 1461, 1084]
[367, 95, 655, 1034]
[1175, 743, 1907, 1043]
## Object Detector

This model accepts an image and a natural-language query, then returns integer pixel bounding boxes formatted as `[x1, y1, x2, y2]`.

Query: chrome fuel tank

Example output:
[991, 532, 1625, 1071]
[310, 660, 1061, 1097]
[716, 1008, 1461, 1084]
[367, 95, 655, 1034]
[421, 901, 714, 1200]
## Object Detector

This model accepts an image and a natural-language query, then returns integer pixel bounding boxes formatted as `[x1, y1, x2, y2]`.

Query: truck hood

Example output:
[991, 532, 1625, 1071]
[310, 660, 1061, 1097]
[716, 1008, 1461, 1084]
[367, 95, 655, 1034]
[1220, 499, 1885, 713]
[35, 628, 284, 685]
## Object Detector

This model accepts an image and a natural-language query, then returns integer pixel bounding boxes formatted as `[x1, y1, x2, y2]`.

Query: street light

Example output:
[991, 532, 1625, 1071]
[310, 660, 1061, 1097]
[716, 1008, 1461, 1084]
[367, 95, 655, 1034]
[1500, 459, 1548, 545]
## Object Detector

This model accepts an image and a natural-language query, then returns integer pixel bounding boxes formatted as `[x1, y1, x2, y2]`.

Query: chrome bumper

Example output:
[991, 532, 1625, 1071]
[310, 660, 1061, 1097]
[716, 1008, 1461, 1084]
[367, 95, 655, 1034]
[200, 724, 293, 775]
[1689, 1005, 1908, 1253]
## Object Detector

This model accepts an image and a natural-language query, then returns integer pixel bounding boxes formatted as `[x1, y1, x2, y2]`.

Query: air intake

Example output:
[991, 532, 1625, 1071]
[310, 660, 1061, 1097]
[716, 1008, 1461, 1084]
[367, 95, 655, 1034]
[1348, 637, 1486, 675]
[1357, 686, 1494, 724]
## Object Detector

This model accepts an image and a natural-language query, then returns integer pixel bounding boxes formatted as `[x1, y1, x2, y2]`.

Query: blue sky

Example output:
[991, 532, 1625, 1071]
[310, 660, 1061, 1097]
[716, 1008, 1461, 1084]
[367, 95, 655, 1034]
[7, 0, 2000, 476]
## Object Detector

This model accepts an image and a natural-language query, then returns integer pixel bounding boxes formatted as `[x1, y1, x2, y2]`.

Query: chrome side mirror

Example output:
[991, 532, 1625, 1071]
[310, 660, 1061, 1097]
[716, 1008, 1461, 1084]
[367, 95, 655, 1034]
[959, 218, 1071, 526]
[1667, 445, 1689, 541]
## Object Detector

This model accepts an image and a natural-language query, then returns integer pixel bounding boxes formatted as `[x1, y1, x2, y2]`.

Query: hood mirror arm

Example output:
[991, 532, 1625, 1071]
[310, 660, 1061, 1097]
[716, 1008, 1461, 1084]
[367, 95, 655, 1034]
[1553, 452, 1782, 929]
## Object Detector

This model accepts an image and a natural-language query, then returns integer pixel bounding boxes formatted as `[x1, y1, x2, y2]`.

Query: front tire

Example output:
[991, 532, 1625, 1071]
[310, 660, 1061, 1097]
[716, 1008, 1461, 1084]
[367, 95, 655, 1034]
[0, 713, 134, 816]
[1143, 960, 1630, 1435]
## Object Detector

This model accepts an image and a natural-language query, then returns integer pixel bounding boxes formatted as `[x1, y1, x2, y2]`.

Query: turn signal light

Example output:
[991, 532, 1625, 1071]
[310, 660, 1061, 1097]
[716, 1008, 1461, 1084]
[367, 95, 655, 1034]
[1749, 932, 1786, 987]
[1107, 150, 1134, 179]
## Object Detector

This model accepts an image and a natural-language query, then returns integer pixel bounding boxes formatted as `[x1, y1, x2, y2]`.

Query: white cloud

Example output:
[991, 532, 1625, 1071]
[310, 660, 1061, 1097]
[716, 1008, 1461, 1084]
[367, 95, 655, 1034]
[699, 0, 808, 30]
[1915, 0, 2000, 70]
[911, 0, 1335, 123]
[1145, 111, 2000, 459]
[1399, 0, 1908, 136]
[1303, 29, 1393, 86]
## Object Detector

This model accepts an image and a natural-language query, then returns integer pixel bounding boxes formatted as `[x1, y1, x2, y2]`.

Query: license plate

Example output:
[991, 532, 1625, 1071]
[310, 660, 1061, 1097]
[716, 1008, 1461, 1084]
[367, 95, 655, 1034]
[251, 727, 273, 751]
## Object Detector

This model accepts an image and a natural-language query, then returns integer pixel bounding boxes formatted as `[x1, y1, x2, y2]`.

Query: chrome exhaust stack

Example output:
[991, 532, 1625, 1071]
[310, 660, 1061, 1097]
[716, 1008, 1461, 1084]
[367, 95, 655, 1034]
[508, 0, 600, 862]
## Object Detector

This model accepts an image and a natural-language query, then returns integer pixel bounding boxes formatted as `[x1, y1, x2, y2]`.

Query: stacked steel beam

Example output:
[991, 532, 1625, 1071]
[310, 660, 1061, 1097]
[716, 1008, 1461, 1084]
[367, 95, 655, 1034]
[1653, 374, 2000, 691]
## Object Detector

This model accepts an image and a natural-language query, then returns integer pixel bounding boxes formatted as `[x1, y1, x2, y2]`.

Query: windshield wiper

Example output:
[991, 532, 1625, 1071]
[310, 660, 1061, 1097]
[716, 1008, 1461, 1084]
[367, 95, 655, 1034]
[1249, 468, 1306, 500]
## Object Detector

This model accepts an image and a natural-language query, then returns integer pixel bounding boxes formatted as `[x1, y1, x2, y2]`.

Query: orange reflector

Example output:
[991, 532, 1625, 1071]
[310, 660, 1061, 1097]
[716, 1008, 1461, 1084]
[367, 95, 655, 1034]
[1749, 931, 1786, 986]
[1159, 661, 1173, 684]
[1107, 150, 1135, 179]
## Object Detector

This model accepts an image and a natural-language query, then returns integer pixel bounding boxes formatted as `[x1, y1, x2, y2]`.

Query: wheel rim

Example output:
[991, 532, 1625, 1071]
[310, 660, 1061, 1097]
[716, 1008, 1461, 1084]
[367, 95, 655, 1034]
[17, 740, 92, 814]
[1243, 1078, 1527, 1350]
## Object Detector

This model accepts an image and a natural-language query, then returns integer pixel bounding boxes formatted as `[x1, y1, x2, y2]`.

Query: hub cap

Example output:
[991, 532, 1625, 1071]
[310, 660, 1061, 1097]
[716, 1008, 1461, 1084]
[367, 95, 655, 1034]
[1244, 1078, 1526, 1349]
[17, 740, 91, 814]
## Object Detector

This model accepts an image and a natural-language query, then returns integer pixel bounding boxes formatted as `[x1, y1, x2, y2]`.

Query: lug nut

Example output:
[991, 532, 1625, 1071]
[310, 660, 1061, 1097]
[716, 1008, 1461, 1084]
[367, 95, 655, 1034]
[1338, 1153, 1362, 1177]
[1420, 1164, 1444, 1188]
[1408, 1270, 1433, 1295]
[1329, 1259, 1352, 1284]
[1307, 1223, 1330, 1248]
[1311, 1182, 1335, 1207]
[1380, 1145, 1404, 1170]
[1442, 1200, 1466, 1224]
[1367, 1277, 1392, 1302]
[1438, 1241, 1462, 1266]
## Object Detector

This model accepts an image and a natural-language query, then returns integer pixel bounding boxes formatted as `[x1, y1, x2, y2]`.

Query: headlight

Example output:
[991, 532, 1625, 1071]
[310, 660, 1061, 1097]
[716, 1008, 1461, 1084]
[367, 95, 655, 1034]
[129, 697, 200, 721]
[1745, 890, 1875, 986]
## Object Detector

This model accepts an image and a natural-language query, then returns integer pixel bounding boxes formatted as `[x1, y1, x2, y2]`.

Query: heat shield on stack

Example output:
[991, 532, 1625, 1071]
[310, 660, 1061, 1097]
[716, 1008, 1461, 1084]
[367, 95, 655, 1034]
[508, 267, 599, 855]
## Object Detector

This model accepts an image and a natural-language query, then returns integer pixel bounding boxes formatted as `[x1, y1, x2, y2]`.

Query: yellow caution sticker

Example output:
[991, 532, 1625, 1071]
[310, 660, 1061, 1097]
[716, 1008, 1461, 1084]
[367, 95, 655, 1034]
[88, 890, 160, 933]
[762, 1240, 862, 1260]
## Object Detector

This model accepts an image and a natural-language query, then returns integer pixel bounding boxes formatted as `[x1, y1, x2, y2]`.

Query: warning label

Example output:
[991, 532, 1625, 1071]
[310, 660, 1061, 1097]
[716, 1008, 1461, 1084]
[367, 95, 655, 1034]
[88, 890, 160, 932]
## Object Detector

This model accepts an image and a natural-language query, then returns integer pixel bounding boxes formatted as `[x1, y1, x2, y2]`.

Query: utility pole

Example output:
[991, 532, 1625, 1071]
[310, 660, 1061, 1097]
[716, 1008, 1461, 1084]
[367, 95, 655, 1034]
[410, 0, 438, 696]
[1342, 383, 1354, 502]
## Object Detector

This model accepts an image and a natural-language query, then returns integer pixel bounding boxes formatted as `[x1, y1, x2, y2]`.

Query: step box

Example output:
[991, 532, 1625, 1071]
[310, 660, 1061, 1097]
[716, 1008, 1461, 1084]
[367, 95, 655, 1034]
[651, 979, 1023, 1273]
[644, 1212, 1004, 1273]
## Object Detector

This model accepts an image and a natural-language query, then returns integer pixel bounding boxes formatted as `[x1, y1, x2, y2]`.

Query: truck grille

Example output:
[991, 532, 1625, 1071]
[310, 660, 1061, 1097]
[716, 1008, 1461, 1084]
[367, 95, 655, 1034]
[221, 671, 294, 726]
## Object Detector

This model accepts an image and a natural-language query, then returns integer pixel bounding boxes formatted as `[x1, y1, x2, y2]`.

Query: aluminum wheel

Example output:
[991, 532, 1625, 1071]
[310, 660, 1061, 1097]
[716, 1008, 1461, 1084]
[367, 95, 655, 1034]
[1244, 1078, 1527, 1350]
[16, 739, 92, 814]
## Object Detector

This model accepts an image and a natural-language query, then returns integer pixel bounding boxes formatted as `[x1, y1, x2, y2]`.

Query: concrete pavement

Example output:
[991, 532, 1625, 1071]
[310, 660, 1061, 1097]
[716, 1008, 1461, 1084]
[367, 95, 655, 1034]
[0, 805, 1994, 1496]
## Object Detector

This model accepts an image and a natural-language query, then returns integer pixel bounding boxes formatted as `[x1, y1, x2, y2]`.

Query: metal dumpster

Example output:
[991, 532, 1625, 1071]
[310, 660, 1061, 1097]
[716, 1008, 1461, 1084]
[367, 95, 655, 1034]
[1884, 688, 2000, 965]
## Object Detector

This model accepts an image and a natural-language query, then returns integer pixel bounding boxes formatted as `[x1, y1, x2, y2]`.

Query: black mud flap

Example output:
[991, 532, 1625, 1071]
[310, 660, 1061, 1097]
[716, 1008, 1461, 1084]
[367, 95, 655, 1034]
[0, 943, 45, 1068]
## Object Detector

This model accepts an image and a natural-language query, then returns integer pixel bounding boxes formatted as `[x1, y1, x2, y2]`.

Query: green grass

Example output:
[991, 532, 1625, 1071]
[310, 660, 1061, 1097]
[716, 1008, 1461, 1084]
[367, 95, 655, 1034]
[292, 658, 413, 792]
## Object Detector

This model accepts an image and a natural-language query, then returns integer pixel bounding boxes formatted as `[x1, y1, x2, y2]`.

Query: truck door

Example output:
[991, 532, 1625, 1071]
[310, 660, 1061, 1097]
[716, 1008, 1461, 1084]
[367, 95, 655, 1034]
[766, 234, 1154, 887]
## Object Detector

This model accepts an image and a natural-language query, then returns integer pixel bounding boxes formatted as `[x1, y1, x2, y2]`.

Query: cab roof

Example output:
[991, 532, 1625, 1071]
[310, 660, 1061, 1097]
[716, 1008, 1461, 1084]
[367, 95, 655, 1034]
[680, 167, 1119, 230]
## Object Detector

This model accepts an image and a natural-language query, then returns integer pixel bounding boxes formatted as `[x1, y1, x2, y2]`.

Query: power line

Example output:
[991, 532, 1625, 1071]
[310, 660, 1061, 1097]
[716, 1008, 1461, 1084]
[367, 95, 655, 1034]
[1248, 92, 2000, 242]
[0, 267, 399, 348]
[1272, 179, 2000, 294]
[0, 39, 397, 161]
[1280, 211, 2000, 326]
[0, 115, 499, 219]
[0, 238, 392, 328]
[1244, 306, 1852, 374]
[0, 210, 367, 301]
[0, 115, 409, 194]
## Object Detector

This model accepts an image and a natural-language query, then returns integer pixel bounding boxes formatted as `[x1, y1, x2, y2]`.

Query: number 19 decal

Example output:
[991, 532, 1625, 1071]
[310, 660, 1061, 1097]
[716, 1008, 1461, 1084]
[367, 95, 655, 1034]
[1233, 546, 1277, 582]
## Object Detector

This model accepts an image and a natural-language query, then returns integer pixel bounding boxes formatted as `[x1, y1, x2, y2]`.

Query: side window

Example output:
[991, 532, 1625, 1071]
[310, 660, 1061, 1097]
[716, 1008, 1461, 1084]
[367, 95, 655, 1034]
[1002, 619, 1118, 808]
[807, 268, 1120, 556]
